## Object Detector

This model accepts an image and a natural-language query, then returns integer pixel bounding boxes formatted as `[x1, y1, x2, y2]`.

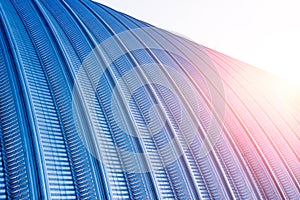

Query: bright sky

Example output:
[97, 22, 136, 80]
[95, 0, 300, 84]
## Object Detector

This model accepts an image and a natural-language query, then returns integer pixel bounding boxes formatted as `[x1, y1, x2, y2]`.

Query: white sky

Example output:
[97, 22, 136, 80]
[94, 0, 300, 84]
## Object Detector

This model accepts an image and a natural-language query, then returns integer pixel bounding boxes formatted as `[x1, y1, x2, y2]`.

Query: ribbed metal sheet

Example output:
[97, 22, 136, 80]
[0, 0, 299, 199]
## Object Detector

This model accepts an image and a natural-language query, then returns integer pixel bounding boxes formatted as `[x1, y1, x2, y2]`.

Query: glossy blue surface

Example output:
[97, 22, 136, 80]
[0, 0, 299, 199]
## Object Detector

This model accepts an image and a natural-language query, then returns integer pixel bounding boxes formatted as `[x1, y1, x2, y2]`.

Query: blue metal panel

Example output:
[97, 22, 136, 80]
[0, 0, 299, 199]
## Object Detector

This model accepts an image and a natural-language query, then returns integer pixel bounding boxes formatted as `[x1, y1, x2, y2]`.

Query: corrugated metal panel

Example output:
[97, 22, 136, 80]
[0, 0, 299, 199]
